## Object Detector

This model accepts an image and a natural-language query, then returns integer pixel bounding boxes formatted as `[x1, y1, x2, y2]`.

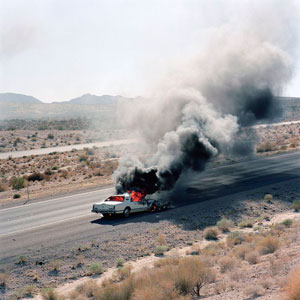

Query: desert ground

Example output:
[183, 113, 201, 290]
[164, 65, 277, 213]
[1, 121, 300, 299]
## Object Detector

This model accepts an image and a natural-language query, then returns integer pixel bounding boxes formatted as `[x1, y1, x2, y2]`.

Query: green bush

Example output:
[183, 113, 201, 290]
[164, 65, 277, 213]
[216, 218, 233, 233]
[13, 194, 21, 199]
[264, 194, 273, 202]
[117, 258, 124, 268]
[238, 219, 254, 228]
[154, 245, 169, 256]
[89, 263, 103, 275]
[281, 219, 293, 228]
[292, 200, 300, 212]
[11, 176, 25, 190]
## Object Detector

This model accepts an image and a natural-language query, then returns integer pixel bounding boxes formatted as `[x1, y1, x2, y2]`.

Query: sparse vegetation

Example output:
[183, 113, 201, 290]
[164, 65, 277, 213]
[264, 193, 273, 202]
[216, 218, 233, 233]
[281, 218, 293, 228]
[89, 263, 103, 275]
[257, 235, 280, 255]
[41, 287, 64, 300]
[203, 227, 219, 240]
[0, 273, 9, 287]
[116, 258, 124, 268]
[11, 176, 25, 190]
[284, 265, 300, 300]
[292, 200, 300, 212]
[154, 245, 169, 256]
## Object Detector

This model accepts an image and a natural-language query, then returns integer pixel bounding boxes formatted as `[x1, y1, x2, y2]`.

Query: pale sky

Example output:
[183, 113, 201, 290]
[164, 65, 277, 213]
[0, 0, 299, 103]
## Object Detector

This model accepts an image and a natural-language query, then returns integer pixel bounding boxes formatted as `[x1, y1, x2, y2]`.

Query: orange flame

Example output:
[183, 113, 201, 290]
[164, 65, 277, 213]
[128, 190, 146, 202]
[106, 196, 124, 202]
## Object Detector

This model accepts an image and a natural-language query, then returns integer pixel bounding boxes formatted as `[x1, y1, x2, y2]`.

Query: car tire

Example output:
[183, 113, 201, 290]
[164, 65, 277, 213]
[123, 207, 131, 218]
[150, 202, 158, 212]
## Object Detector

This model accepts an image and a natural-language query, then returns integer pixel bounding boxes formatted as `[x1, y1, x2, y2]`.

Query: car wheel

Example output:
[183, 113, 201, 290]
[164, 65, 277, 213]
[150, 203, 158, 212]
[123, 207, 131, 218]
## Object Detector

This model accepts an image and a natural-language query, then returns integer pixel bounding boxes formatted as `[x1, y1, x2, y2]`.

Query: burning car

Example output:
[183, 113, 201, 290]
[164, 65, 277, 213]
[91, 190, 170, 218]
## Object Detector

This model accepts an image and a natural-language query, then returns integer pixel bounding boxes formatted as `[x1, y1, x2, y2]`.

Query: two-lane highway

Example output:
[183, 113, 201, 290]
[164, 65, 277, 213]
[1, 150, 300, 264]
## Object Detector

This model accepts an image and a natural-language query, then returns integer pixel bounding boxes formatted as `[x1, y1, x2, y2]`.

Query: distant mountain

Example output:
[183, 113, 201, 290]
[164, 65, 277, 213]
[65, 94, 129, 105]
[0, 93, 42, 104]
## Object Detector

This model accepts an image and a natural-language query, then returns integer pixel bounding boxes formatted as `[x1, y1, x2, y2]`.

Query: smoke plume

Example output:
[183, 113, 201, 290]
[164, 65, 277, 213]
[114, 0, 298, 195]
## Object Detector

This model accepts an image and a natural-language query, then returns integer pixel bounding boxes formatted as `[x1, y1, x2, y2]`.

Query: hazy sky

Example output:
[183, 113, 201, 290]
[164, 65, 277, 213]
[0, 0, 299, 102]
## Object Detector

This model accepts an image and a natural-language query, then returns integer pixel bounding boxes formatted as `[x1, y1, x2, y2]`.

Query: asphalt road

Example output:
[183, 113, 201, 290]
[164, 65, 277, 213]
[1, 150, 300, 264]
[0, 138, 135, 159]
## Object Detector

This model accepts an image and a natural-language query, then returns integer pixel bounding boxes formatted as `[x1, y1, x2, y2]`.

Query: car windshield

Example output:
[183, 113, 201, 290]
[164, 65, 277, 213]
[105, 196, 124, 202]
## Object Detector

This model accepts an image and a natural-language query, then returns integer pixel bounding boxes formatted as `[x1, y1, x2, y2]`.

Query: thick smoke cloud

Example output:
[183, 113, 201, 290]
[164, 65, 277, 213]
[114, 0, 298, 195]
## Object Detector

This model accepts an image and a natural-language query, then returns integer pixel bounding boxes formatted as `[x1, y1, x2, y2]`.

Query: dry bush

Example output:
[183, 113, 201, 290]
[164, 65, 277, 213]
[292, 200, 300, 212]
[48, 260, 61, 272]
[203, 227, 219, 240]
[219, 255, 238, 273]
[157, 234, 166, 245]
[0, 181, 8, 192]
[244, 284, 265, 298]
[23, 285, 36, 297]
[281, 219, 293, 228]
[112, 265, 132, 282]
[75, 280, 100, 298]
[238, 218, 254, 228]
[0, 273, 9, 287]
[41, 287, 64, 300]
[186, 244, 201, 256]
[284, 265, 300, 300]
[216, 218, 233, 233]
[226, 231, 245, 248]
[257, 235, 280, 255]
[264, 193, 273, 202]
[234, 243, 252, 260]
[174, 257, 216, 296]
[154, 257, 180, 268]
[245, 251, 260, 265]
[201, 242, 223, 256]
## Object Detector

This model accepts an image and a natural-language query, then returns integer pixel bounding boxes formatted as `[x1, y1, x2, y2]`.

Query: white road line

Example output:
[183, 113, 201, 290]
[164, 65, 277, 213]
[0, 186, 114, 212]
[0, 213, 93, 238]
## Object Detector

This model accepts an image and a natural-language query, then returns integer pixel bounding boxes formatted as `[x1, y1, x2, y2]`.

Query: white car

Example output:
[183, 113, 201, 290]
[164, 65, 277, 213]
[91, 193, 169, 218]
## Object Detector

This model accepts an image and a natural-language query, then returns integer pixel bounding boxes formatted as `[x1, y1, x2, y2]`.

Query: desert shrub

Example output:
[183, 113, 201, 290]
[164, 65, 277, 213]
[245, 251, 260, 265]
[17, 255, 27, 265]
[264, 194, 273, 202]
[117, 258, 125, 268]
[203, 227, 219, 240]
[238, 219, 254, 228]
[284, 265, 300, 300]
[260, 277, 274, 290]
[216, 218, 233, 233]
[154, 245, 169, 256]
[245, 284, 265, 298]
[201, 242, 222, 256]
[79, 155, 88, 162]
[89, 263, 103, 275]
[292, 200, 300, 212]
[234, 243, 251, 260]
[0, 273, 9, 287]
[154, 257, 180, 268]
[219, 256, 237, 273]
[11, 176, 25, 190]
[49, 260, 61, 272]
[226, 231, 245, 248]
[41, 288, 64, 300]
[186, 244, 201, 255]
[23, 285, 36, 297]
[0, 182, 7, 192]
[281, 219, 293, 228]
[157, 234, 166, 245]
[113, 265, 132, 282]
[175, 257, 216, 296]
[28, 172, 44, 182]
[47, 134, 54, 139]
[257, 235, 280, 255]
[13, 194, 21, 199]
[76, 279, 100, 298]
